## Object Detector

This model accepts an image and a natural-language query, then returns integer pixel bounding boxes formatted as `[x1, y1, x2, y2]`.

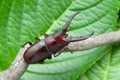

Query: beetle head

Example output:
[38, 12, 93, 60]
[53, 12, 80, 44]
[53, 30, 69, 45]
[53, 12, 93, 43]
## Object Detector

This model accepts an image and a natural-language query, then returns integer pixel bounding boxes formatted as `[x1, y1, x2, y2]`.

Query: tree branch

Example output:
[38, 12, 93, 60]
[66, 30, 120, 51]
[0, 30, 120, 80]
[0, 45, 30, 80]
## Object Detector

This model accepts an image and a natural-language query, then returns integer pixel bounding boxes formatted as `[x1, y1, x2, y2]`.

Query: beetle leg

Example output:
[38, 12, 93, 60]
[53, 47, 73, 57]
[65, 47, 73, 54]
[35, 37, 40, 42]
[21, 42, 33, 47]
[70, 32, 94, 42]
[53, 48, 64, 57]
[39, 60, 44, 64]
[47, 55, 52, 59]
[53, 53, 60, 57]
[43, 32, 48, 37]
[62, 12, 80, 34]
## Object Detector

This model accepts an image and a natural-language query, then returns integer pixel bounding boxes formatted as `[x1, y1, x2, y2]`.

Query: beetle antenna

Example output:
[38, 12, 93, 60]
[70, 32, 94, 42]
[62, 12, 80, 34]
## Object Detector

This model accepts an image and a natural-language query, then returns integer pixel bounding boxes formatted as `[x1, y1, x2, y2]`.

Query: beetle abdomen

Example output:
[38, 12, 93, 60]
[24, 40, 51, 63]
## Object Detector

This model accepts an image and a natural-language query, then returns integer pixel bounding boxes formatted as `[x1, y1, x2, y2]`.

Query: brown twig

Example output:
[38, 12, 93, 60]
[0, 44, 30, 80]
[0, 30, 120, 80]
[66, 30, 120, 51]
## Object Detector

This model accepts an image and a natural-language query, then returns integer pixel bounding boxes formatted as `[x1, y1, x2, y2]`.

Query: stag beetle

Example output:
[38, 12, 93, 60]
[23, 12, 93, 64]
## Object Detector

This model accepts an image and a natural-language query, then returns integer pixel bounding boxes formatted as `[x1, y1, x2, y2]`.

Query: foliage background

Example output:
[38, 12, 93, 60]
[0, 0, 120, 80]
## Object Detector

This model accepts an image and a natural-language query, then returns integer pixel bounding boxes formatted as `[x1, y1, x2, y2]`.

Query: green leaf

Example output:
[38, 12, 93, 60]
[79, 43, 120, 80]
[0, 0, 119, 80]
[117, 0, 120, 30]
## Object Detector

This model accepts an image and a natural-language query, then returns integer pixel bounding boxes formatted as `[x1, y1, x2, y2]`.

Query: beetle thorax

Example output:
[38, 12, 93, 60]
[44, 30, 69, 53]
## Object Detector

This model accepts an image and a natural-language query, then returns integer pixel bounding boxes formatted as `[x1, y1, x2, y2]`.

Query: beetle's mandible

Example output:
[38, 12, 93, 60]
[23, 12, 93, 64]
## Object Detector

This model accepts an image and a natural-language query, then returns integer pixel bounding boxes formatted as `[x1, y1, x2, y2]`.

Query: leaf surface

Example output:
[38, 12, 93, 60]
[0, 0, 119, 80]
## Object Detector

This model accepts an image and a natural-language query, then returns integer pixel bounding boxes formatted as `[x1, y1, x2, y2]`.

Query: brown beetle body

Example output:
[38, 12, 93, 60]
[23, 12, 93, 64]
[24, 31, 69, 64]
